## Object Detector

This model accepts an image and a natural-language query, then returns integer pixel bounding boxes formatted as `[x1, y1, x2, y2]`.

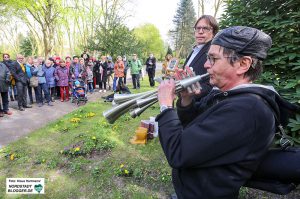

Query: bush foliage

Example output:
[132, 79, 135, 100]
[220, 0, 300, 144]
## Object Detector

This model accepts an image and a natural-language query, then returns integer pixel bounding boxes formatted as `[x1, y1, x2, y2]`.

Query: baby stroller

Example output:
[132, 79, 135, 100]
[71, 79, 88, 106]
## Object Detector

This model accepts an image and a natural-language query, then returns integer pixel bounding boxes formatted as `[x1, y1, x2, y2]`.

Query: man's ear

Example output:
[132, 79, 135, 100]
[237, 56, 252, 75]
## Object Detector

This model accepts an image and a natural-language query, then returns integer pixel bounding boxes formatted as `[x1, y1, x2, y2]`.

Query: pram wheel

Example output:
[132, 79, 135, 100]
[77, 99, 87, 106]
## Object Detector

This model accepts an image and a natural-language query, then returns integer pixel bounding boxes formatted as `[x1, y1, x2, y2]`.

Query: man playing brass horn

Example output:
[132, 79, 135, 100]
[156, 26, 284, 198]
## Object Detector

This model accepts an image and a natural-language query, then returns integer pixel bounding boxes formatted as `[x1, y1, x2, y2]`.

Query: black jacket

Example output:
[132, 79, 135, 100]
[145, 57, 156, 72]
[93, 61, 108, 82]
[10, 61, 28, 85]
[184, 41, 212, 96]
[156, 85, 299, 199]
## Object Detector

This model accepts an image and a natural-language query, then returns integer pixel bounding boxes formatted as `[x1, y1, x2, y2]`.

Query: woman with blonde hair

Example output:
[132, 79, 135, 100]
[112, 56, 124, 92]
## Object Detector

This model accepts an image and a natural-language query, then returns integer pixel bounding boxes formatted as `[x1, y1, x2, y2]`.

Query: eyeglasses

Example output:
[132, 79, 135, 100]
[206, 54, 236, 65]
[4, 56, 9, 59]
[194, 26, 212, 33]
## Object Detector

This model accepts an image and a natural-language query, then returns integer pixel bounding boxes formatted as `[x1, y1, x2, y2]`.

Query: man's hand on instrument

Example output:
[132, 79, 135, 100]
[174, 66, 201, 106]
[158, 78, 176, 107]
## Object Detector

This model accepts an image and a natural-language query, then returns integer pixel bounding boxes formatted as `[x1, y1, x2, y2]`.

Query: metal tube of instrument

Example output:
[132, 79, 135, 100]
[103, 73, 209, 123]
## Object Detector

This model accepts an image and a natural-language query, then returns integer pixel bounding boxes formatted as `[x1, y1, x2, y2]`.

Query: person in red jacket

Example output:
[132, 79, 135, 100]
[112, 56, 124, 92]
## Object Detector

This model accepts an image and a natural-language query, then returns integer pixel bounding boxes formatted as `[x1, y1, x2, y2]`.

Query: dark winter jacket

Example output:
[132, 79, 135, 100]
[43, 65, 56, 87]
[94, 61, 108, 82]
[2, 60, 14, 71]
[55, 66, 69, 86]
[145, 57, 156, 72]
[10, 61, 29, 85]
[156, 84, 299, 199]
[0, 63, 11, 92]
[184, 41, 212, 96]
[69, 62, 84, 79]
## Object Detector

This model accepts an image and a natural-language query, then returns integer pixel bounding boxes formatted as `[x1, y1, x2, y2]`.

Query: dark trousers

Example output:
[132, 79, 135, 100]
[124, 70, 128, 84]
[147, 69, 155, 87]
[49, 87, 55, 99]
[56, 86, 60, 98]
[0, 92, 9, 112]
[97, 73, 107, 90]
[132, 74, 140, 89]
[99, 81, 106, 90]
[16, 81, 28, 108]
[37, 83, 50, 103]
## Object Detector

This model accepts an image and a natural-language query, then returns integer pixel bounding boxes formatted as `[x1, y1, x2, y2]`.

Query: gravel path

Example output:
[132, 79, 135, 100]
[0, 89, 110, 147]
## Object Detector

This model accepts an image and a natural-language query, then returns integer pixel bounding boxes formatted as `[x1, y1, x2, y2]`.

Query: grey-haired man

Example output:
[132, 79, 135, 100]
[156, 26, 297, 199]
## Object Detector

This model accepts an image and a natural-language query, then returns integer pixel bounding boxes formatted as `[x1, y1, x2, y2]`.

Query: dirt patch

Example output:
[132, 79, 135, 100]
[112, 176, 126, 188]
[87, 150, 110, 160]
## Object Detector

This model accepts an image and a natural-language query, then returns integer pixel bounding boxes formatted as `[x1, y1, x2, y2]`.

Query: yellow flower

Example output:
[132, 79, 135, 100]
[92, 136, 96, 140]
[87, 112, 96, 117]
[120, 164, 124, 168]
[10, 153, 15, 161]
[70, 118, 81, 123]
[124, 169, 129, 174]
[75, 147, 80, 152]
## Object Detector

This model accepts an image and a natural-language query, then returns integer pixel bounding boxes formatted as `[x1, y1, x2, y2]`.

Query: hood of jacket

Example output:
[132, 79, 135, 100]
[207, 84, 300, 127]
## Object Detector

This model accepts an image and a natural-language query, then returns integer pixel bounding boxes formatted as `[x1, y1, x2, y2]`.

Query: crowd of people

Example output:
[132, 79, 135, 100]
[0, 51, 157, 118]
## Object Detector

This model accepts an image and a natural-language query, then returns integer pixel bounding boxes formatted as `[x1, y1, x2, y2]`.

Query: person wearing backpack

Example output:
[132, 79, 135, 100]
[156, 26, 300, 199]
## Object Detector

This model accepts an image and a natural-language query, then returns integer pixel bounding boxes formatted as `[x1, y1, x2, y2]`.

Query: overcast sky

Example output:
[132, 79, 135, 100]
[126, 0, 221, 41]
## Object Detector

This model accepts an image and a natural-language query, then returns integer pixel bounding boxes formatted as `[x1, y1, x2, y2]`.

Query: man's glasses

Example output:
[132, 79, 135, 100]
[206, 55, 221, 65]
[194, 26, 212, 33]
[206, 54, 237, 65]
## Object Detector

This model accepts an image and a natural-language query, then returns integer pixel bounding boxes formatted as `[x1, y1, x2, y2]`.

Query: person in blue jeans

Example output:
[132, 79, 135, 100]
[26, 56, 38, 104]
[43, 59, 56, 102]
[32, 59, 53, 107]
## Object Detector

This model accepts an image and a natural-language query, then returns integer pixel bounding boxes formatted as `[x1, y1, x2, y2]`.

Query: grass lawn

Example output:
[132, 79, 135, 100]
[0, 78, 174, 198]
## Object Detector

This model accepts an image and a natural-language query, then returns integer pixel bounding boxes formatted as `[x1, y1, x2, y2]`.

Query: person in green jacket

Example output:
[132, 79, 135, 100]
[128, 54, 142, 89]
